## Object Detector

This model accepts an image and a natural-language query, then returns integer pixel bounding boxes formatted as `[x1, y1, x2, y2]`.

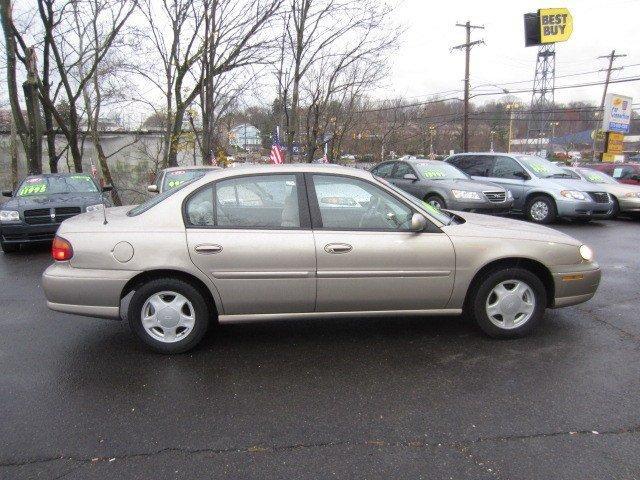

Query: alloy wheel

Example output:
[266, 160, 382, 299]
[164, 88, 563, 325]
[530, 200, 549, 222]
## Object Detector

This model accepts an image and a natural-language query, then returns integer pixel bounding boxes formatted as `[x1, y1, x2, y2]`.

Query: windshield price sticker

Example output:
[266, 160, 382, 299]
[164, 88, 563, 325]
[169, 170, 186, 176]
[530, 163, 549, 174]
[168, 180, 184, 188]
[420, 168, 445, 178]
[19, 184, 47, 196]
[587, 174, 605, 183]
[26, 177, 43, 183]
[71, 174, 93, 182]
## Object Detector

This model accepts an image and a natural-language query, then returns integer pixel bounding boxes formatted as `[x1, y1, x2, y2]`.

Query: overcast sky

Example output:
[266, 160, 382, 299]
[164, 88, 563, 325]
[383, 0, 640, 106]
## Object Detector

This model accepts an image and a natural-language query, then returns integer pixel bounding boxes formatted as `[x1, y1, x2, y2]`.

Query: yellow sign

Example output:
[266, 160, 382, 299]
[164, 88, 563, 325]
[539, 8, 573, 43]
[605, 132, 624, 155]
[602, 153, 617, 163]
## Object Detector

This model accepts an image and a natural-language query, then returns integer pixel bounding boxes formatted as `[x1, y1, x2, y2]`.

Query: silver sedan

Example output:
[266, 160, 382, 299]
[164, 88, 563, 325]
[43, 164, 601, 353]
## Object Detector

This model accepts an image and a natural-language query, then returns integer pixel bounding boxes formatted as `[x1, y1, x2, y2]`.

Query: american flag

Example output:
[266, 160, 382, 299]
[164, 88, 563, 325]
[270, 129, 285, 164]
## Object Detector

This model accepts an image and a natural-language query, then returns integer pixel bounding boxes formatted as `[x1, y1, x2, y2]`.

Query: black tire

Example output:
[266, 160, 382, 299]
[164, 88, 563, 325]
[1, 240, 20, 254]
[606, 197, 619, 219]
[128, 278, 211, 354]
[468, 267, 547, 338]
[424, 194, 447, 210]
[525, 195, 557, 224]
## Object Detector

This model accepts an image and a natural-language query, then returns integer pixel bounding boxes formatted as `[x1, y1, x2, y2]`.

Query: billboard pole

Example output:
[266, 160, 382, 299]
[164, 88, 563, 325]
[592, 50, 627, 160]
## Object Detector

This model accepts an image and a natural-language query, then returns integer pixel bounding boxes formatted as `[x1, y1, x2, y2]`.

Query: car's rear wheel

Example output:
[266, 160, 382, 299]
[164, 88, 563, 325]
[0, 240, 20, 254]
[606, 197, 619, 219]
[128, 278, 210, 354]
[425, 194, 446, 210]
[525, 195, 557, 224]
[469, 268, 546, 338]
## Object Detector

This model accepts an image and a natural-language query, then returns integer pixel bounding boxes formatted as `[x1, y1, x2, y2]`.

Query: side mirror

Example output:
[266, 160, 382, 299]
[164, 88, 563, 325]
[147, 185, 159, 193]
[411, 213, 427, 232]
[101, 185, 113, 193]
[514, 171, 531, 180]
[2, 190, 12, 197]
[403, 173, 418, 182]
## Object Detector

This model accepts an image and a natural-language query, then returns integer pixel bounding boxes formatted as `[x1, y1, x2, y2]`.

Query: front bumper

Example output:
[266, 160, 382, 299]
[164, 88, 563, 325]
[555, 198, 612, 219]
[618, 196, 640, 213]
[42, 262, 139, 320]
[1, 222, 59, 244]
[447, 199, 514, 214]
[550, 263, 601, 308]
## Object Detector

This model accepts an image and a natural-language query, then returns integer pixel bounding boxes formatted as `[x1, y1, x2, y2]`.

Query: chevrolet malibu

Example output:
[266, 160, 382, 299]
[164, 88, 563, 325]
[42, 165, 601, 353]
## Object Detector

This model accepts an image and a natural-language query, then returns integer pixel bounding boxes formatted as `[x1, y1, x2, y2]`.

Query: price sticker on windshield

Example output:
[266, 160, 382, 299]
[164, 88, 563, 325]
[19, 184, 47, 196]
[586, 174, 605, 183]
[420, 169, 445, 178]
[168, 180, 184, 188]
[530, 163, 549, 174]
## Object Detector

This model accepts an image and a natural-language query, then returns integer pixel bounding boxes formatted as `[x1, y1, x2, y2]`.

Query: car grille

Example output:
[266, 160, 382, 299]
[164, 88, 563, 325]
[23, 207, 82, 225]
[483, 191, 506, 203]
[587, 192, 610, 204]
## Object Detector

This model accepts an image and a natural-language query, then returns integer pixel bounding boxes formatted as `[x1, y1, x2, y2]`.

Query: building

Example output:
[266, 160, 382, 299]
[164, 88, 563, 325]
[228, 124, 262, 152]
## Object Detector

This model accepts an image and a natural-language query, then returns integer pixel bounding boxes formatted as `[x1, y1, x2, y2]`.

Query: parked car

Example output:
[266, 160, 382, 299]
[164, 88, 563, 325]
[370, 158, 513, 214]
[445, 153, 614, 224]
[562, 167, 640, 218]
[42, 164, 600, 353]
[586, 162, 640, 186]
[148, 166, 221, 193]
[1, 173, 111, 253]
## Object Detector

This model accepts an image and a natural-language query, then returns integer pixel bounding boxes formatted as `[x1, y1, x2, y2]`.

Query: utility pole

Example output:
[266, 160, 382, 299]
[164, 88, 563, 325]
[592, 50, 626, 160]
[452, 21, 484, 152]
[506, 103, 520, 153]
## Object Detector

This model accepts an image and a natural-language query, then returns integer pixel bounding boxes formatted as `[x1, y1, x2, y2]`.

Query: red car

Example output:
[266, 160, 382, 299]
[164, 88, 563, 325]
[587, 163, 640, 186]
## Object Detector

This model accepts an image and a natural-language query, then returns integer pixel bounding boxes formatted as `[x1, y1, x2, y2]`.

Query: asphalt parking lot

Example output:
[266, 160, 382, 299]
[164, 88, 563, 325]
[1, 218, 639, 480]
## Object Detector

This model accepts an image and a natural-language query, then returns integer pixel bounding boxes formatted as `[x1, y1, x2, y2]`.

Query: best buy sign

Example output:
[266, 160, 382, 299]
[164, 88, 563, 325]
[539, 8, 573, 43]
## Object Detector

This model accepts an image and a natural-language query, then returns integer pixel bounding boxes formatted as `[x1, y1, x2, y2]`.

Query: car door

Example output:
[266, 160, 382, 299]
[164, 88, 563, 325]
[307, 173, 455, 312]
[184, 173, 316, 315]
[389, 162, 423, 197]
[484, 155, 528, 209]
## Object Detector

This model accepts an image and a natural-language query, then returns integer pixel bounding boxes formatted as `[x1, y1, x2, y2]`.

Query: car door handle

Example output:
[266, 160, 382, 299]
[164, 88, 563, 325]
[324, 243, 352, 254]
[194, 244, 223, 254]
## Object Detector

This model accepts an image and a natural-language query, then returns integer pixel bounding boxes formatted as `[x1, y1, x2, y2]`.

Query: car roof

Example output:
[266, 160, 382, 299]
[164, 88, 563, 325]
[163, 165, 222, 172]
[24, 173, 94, 177]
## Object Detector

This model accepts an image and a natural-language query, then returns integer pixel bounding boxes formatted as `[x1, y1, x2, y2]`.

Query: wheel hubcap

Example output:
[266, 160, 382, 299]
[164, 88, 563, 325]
[485, 280, 536, 330]
[429, 199, 442, 209]
[530, 201, 549, 221]
[141, 291, 196, 343]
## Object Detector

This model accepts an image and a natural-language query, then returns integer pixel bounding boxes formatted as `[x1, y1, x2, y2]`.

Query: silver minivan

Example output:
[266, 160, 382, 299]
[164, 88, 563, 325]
[446, 153, 614, 224]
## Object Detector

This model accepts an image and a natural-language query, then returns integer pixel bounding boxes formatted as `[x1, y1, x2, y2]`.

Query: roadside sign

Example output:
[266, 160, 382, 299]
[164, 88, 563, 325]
[602, 93, 633, 133]
[605, 132, 624, 155]
[539, 8, 573, 44]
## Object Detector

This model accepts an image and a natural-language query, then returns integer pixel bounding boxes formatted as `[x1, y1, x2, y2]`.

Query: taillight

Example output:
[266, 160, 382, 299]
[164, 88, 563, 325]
[52, 236, 73, 261]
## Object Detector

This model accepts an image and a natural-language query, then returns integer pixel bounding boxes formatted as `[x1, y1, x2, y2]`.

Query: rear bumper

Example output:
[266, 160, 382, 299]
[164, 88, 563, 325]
[42, 262, 139, 320]
[1, 222, 59, 244]
[550, 263, 601, 308]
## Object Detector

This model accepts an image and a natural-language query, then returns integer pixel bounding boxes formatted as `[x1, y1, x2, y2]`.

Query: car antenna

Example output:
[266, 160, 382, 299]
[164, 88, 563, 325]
[92, 158, 108, 225]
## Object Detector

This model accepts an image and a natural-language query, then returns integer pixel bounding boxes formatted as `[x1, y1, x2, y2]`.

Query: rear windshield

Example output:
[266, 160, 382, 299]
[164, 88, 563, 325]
[162, 169, 211, 191]
[128, 178, 197, 216]
[17, 175, 98, 196]
[415, 162, 468, 180]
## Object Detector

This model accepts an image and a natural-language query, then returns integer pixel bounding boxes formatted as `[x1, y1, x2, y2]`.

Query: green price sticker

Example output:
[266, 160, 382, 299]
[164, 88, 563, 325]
[586, 174, 604, 183]
[71, 175, 93, 182]
[420, 169, 445, 179]
[19, 184, 47, 196]
[530, 163, 549, 174]
[168, 180, 184, 188]
[422, 200, 441, 215]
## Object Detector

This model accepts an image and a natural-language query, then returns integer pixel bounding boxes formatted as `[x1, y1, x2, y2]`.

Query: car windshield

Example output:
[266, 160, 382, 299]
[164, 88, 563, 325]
[415, 162, 468, 180]
[128, 178, 197, 216]
[162, 169, 210, 191]
[576, 168, 618, 185]
[516, 156, 571, 179]
[17, 174, 99, 196]
[377, 176, 453, 225]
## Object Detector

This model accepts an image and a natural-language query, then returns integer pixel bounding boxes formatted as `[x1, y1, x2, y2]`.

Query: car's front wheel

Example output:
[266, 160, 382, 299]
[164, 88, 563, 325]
[0, 240, 20, 254]
[128, 278, 211, 354]
[425, 194, 446, 210]
[469, 268, 547, 338]
[525, 195, 557, 224]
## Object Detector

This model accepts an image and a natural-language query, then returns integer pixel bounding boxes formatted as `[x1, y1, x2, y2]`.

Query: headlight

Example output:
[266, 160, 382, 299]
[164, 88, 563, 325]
[560, 190, 587, 201]
[623, 192, 640, 198]
[0, 210, 20, 222]
[451, 190, 482, 201]
[579, 244, 594, 262]
[506, 190, 513, 200]
[85, 204, 104, 212]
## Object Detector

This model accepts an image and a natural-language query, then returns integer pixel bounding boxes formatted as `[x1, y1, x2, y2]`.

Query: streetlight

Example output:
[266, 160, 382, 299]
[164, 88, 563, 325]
[428, 124, 436, 159]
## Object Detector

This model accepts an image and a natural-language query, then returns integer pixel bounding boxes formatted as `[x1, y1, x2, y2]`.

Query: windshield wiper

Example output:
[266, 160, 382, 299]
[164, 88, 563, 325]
[549, 173, 572, 178]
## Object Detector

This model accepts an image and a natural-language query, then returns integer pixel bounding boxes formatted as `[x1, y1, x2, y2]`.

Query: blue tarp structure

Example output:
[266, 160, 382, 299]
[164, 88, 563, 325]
[549, 130, 594, 146]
